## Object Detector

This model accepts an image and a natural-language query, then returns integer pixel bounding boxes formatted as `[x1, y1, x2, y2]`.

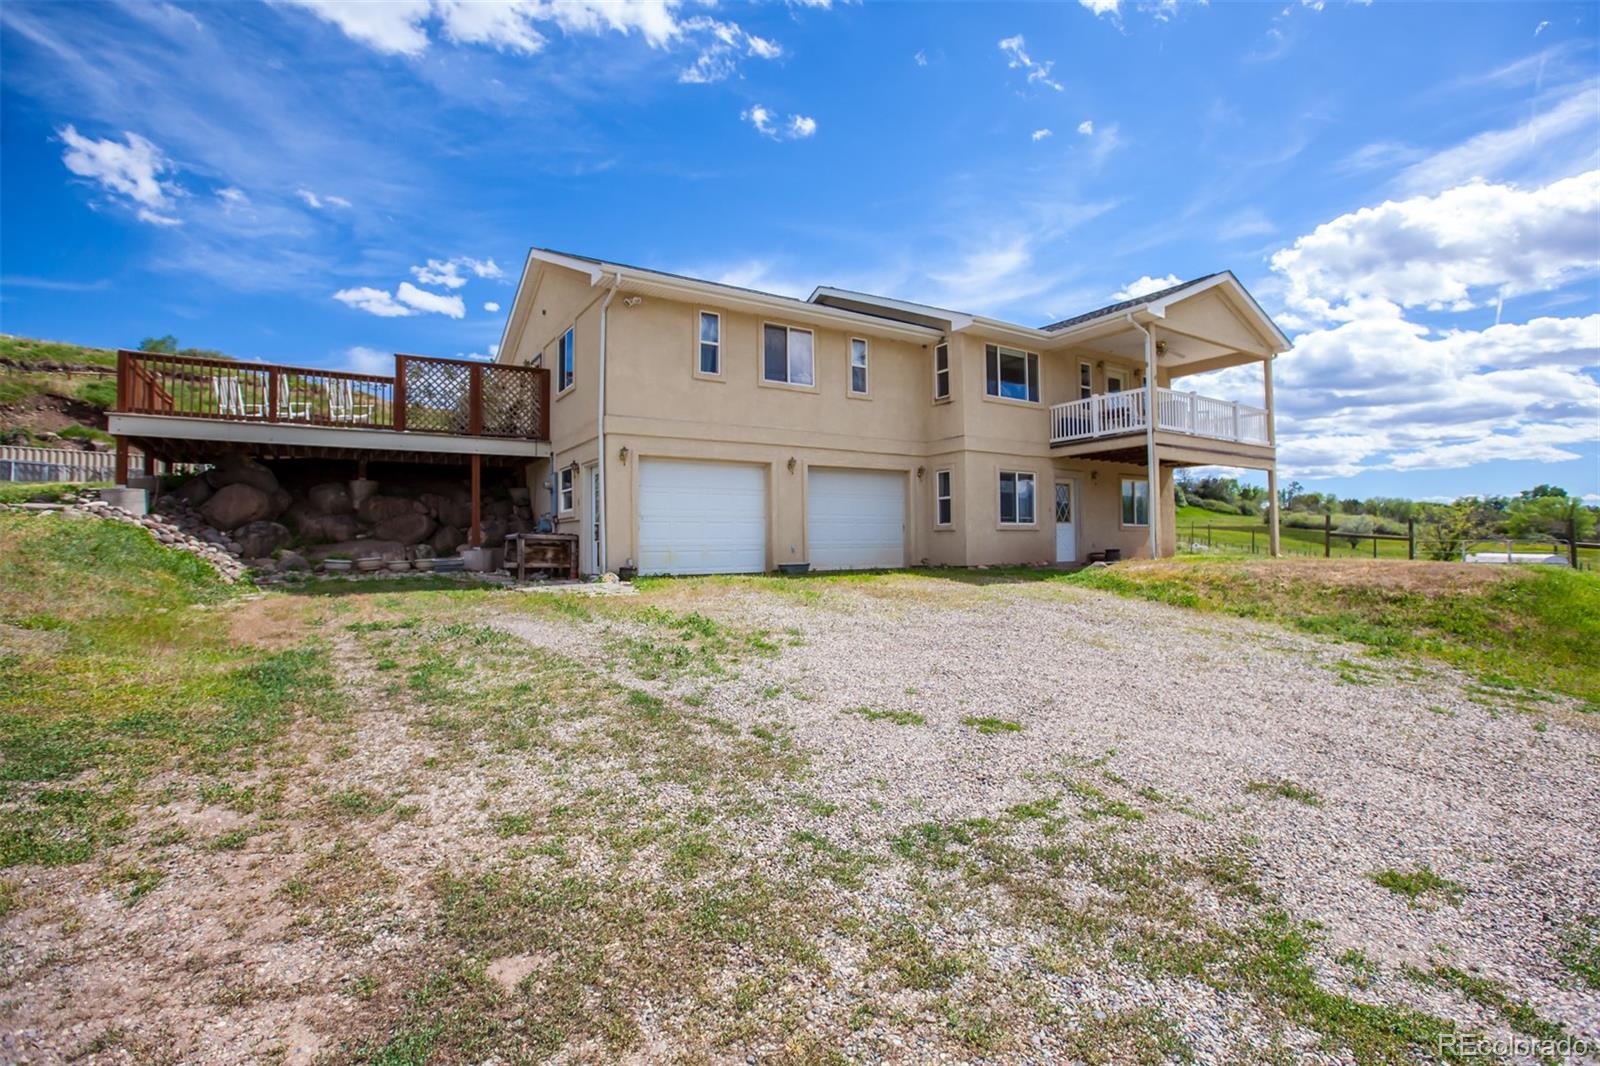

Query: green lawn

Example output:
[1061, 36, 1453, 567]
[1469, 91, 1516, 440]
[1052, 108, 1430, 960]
[0, 334, 118, 369]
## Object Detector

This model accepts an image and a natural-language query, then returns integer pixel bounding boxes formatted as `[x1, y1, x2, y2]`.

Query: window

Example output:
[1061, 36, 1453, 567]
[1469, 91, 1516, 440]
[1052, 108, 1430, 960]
[1078, 361, 1093, 400]
[558, 467, 575, 514]
[698, 311, 721, 375]
[935, 470, 952, 526]
[985, 344, 1039, 403]
[1121, 478, 1149, 526]
[849, 338, 869, 395]
[558, 326, 575, 393]
[933, 343, 950, 399]
[762, 324, 815, 386]
[999, 471, 1036, 525]
[1106, 371, 1123, 394]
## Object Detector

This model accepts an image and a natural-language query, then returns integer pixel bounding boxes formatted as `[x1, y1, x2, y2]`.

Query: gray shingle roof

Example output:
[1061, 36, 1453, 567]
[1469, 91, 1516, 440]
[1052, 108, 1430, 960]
[1038, 272, 1226, 332]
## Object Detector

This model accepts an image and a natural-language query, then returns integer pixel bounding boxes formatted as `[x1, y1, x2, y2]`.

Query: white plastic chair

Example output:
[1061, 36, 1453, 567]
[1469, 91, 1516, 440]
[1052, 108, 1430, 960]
[278, 376, 313, 420]
[329, 380, 375, 423]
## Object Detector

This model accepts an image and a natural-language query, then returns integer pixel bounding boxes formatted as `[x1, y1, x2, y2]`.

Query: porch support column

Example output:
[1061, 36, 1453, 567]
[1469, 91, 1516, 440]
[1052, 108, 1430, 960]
[114, 437, 129, 486]
[1143, 325, 1161, 559]
[469, 454, 482, 548]
[1264, 355, 1280, 557]
[1267, 465, 1281, 557]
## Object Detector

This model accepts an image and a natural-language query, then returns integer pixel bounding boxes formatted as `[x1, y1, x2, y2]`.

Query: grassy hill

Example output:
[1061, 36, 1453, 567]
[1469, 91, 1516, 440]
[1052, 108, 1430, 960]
[0, 334, 120, 445]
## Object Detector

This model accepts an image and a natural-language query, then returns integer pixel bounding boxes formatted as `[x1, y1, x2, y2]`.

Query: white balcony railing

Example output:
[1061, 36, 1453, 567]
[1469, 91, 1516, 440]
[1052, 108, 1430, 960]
[1050, 386, 1271, 446]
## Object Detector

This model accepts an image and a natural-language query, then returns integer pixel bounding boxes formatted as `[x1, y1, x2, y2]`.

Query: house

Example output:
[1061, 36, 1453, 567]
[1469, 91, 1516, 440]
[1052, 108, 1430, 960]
[494, 248, 1290, 576]
[104, 247, 1289, 577]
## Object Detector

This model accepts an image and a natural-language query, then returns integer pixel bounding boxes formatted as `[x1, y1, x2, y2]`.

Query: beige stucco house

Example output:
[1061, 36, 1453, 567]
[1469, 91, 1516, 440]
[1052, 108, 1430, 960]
[495, 248, 1291, 577]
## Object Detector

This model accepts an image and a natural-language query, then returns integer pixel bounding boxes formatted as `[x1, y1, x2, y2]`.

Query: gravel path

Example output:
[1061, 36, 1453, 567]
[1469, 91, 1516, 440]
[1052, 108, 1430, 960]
[500, 576, 1600, 1059]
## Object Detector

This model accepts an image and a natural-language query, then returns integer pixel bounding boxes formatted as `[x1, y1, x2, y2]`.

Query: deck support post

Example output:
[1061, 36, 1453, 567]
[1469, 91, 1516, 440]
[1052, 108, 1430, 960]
[1140, 324, 1161, 559]
[114, 437, 130, 486]
[469, 454, 482, 548]
[1267, 466, 1281, 558]
[141, 450, 155, 477]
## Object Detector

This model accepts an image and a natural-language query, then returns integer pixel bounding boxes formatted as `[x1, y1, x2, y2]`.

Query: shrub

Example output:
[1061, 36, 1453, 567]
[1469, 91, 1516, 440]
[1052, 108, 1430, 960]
[1192, 497, 1243, 516]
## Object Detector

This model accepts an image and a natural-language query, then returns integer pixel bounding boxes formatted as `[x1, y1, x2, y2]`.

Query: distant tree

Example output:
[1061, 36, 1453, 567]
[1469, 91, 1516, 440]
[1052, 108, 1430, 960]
[138, 334, 179, 354]
[1340, 513, 1377, 548]
[1518, 484, 1568, 500]
[1507, 492, 1596, 544]
[1278, 479, 1303, 511]
[1418, 499, 1487, 561]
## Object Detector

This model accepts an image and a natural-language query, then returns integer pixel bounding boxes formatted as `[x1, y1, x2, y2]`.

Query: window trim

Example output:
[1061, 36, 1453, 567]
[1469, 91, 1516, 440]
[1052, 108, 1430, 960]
[695, 309, 723, 380]
[557, 326, 575, 395]
[558, 467, 575, 515]
[998, 470, 1038, 528]
[848, 336, 870, 397]
[759, 321, 818, 390]
[1078, 359, 1093, 401]
[1120, 477, 1150, 528]
[933, 342, 951, 401]
[984, 344, 1040, 405]
[1106, 370, 1124, 394]
[934, 468, 953, 528]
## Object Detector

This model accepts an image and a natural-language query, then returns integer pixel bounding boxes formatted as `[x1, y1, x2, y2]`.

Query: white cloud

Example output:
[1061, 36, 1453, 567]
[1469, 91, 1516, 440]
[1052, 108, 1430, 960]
[998, 34, 1063, 92]
[1032, 128, 1053, 142]
[1218, 208, 1275, 241]
[1270, 170, 1600, 320]
[1077, 119, 1094, 135]
[742, 104, 817, 141]
[216, 186, 248, 208]
[296, 187, 351, 210]
[1394, 86, 1600, 195]
[280, 0, 432, 56]
[58, 125, 183, 225]
[1534, 19, 1549, 35]
[333, 286, 414, 317]
[396, 281, 465, 318]
[343, 345, 392, 374]
[678, 16, 786, 84]
[913, 49, 928, 67]
[1079, 0, 1120, 15]
[1112, 274, 1183, 301]
[484, 301, 501, 312]
[411, 256, 503, 289]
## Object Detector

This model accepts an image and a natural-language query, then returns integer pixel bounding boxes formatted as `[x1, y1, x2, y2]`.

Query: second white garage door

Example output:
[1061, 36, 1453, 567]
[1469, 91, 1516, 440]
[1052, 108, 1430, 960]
[638, 459, 767, 575]
[807, 468, 906, 571]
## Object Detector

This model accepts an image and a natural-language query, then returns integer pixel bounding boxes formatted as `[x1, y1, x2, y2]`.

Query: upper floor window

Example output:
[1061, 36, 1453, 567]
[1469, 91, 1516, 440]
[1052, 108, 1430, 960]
[999, 471, 1036, 525]
[558, 326, 575, 393]
[985, 344, 1039, 403]
[699, 311, 721, 376]
[933, 343, 950, 400]
[849, 338, 869, 395]
[1079, 361, 1092, 400]
[763, 324, 815, 387]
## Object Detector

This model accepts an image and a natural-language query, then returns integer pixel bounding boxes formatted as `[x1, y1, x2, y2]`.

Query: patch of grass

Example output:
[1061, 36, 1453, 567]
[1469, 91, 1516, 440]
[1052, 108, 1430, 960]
[111, 865, 164, 903]
[961, 715, 1022, 735]
[1557, 915, 1600, 990]
[0, 333, 119, 368]
[1411, 964, 1566, 1047]
[1370, 865, 1466, 908]
[601, 604, 777, 682]
[1336, 947, 1380, 989]
[0, 878, 21, 918]
[1244, 778, 1323, 807]
[1067, 560, 1600, 708]
[843, 706, 925, 726]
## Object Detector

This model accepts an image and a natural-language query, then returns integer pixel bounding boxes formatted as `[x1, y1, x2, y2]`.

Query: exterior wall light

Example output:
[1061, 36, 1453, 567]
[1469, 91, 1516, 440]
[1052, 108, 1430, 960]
[787, 457, 797, 473]
[916, 466, 925, 479]
[618, 446, 629, 463]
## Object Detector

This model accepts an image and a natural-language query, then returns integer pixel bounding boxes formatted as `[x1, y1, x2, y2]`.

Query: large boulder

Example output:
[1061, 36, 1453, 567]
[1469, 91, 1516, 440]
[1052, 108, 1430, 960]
[304, 539, 408, 562]
[372, 511, 436, 546]
[421, 492, 473, 529]
[175, 476, 214, 506]
[268, 487, 292, 519]
[284, 503, 359, 543]
[205, 457, 279, 495]
[485, 498, 513, 519]
[307, 482, 355, 515]
[234, 520, 290, 558]
[430, 525, 464, 555]
[201, 483, 274, 531]
[357, 494, 424, 524]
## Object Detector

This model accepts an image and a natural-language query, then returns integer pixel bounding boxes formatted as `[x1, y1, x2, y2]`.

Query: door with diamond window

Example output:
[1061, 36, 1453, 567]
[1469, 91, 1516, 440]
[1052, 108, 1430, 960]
[1054, 482, 1076, 563]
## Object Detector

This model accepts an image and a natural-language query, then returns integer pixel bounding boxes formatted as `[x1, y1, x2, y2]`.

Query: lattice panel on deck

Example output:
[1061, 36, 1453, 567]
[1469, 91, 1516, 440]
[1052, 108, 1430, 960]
[479, 364, 541, 438]
[403, 359, 473, 434]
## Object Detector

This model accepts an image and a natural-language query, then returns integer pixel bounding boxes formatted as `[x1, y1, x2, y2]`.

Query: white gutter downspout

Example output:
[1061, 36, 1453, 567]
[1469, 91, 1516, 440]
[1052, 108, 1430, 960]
[596, 271, 622, 575]
[1125, 312, 1161, 560]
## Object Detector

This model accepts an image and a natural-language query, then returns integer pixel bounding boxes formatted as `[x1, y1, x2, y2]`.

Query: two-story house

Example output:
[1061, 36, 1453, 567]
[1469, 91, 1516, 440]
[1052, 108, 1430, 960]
[496, 248, 1290, 576]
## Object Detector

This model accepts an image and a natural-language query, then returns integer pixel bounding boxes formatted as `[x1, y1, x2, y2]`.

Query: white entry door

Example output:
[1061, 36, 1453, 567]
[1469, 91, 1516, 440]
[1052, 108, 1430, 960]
[586, 464, 601, 574]
[807, 468, 906, 570]
[1054, 481, 1076, 563]
[638, 459, 767, 575]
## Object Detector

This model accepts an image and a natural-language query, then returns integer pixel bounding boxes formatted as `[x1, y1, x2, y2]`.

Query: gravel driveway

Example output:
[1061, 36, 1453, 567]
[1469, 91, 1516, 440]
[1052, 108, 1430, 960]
[501, 574, 1600, 1063]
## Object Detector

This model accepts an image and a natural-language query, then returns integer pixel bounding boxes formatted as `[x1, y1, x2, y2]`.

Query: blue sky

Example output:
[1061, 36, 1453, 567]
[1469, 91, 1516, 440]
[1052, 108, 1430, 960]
[2, 0, 1596, 502]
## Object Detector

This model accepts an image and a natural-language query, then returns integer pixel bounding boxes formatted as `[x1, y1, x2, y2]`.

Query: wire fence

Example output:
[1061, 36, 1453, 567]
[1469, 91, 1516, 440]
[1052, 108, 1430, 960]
[1182, 518, 1597, 571]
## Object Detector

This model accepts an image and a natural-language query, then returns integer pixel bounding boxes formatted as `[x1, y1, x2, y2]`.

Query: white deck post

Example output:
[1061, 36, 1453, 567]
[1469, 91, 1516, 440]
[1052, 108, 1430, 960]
[1143, 328, 1160, 559]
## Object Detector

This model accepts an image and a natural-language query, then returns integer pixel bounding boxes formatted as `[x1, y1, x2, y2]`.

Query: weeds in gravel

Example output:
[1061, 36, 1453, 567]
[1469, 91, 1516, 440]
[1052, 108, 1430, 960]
[1370, 865, 1467, 908]
[844, 706, 925, 726]
[1406, 964, 1567, 1050]
[1558, 915, 1600, 989]
[962, 715, 1023, 735]
[1244, 778, 1324, 807]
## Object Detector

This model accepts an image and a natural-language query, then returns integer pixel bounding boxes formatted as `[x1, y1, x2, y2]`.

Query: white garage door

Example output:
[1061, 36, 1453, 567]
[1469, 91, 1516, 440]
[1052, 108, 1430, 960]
[638, 459, 767, 575]
[807, 468, 906, 571]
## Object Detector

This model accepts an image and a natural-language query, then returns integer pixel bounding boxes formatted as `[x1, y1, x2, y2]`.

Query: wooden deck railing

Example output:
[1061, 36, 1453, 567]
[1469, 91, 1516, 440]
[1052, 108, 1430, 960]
[115, 350, 549, 441]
